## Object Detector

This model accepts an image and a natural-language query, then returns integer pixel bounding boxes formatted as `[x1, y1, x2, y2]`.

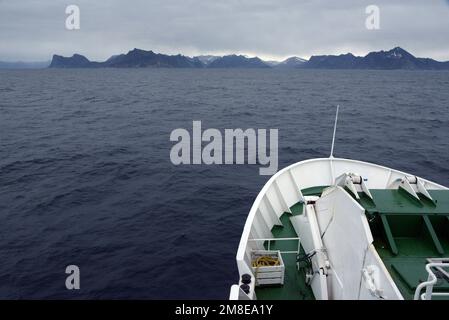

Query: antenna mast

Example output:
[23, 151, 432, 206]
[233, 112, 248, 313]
[330, 105, 339, 158]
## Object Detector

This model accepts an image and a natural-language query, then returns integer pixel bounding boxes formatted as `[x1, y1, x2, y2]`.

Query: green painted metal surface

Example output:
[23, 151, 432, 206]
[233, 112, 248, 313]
[255, 213, 315, 300]
[359, 189, 449, 299]
[422, 215, 445, 255]
[302, 186, 328, 196]
[289, 203, 303, 216]
[255, 185, 449, 300]
[375, 240, 449, 300]
[380, 215, 398, 255]
[360, 189, 449, 215]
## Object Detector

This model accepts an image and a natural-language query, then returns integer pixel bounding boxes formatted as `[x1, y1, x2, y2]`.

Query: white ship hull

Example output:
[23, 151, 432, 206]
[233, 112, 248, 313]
[230, 158, 449, 300]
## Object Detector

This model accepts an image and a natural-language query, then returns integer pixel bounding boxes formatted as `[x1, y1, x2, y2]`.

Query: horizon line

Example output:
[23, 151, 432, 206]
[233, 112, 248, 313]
[2, 46, 449, 64]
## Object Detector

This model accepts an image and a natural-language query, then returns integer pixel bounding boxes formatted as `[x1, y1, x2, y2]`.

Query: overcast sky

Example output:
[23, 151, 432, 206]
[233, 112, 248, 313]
[1, 0, 449, 62]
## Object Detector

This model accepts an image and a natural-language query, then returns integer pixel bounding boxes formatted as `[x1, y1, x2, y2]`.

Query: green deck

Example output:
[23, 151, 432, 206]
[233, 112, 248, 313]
[359, 189, 449, 215]
[255, 210, 315, 300]
[254, 186, 449, 300]
[357, 189, 449, 300]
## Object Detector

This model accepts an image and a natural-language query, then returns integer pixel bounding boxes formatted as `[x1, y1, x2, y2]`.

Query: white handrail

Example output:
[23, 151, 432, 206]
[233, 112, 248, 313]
[414, 260, 449, 300]
[248, 237, 301, 254]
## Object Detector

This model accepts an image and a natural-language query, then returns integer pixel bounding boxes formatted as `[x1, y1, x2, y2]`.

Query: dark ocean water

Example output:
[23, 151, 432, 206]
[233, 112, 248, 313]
[1, 69, 449, 299]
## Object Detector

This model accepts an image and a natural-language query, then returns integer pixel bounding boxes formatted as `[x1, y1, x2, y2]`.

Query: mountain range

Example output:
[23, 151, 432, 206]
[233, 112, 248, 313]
[2, 47, 448, 70]
[49, 49, 272, 69]
[305, 47, 449, 70]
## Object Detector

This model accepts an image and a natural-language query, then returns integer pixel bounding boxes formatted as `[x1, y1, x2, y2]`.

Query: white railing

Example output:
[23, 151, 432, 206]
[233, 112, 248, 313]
[414, 258, 449, 300]
[248, 237, 301, 255]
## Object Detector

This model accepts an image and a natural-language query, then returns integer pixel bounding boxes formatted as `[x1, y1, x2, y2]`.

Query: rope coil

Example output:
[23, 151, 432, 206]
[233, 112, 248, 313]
[252, 256, 280, 268]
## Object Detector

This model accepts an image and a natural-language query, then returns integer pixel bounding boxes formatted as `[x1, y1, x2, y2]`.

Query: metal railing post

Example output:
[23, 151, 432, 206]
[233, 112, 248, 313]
[424, 272, 433, 300]
[414, 259, 449, 300]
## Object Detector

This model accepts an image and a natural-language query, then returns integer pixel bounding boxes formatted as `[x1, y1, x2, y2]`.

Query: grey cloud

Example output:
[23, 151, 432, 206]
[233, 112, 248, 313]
[0, 0, 448, 62]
